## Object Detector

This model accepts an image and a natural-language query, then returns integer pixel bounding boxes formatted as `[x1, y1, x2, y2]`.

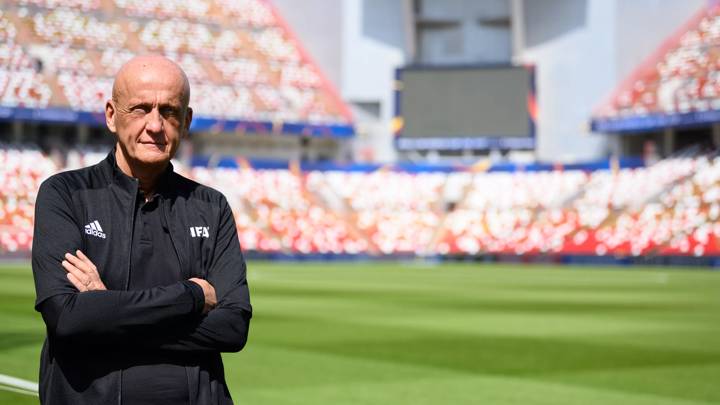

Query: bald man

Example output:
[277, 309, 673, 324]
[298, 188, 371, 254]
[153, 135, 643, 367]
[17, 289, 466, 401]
[32, 55, 252, 404]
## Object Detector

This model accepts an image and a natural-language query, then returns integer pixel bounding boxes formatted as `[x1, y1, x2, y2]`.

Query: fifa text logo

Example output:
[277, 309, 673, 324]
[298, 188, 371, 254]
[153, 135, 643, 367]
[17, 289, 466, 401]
[190, 226, 209, 238]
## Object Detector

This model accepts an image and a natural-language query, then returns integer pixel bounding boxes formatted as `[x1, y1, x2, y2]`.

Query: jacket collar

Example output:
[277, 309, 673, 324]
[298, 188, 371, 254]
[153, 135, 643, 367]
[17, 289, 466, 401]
[100, 147, 176, 198]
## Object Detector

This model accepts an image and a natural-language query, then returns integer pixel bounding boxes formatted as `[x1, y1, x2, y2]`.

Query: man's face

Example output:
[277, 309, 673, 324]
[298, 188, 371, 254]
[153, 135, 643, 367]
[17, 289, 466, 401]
[106, 62, 192, 168]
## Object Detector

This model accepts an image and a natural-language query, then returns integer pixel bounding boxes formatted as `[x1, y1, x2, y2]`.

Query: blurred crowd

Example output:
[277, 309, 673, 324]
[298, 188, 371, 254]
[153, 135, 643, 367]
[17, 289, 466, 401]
[3, 145, 719, 257]
[599, 6, 720, 117]
[0, 0, 348, 125]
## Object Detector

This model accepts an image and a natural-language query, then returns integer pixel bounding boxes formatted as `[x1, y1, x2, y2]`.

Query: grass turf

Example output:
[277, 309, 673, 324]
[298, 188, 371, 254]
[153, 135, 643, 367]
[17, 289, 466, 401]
[1, 261, 719, 404]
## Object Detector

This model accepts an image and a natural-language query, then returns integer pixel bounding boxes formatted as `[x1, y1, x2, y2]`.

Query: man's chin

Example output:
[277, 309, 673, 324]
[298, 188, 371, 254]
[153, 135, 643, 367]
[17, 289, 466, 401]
[139, 142, 167, 152]
[135, 151, 171, 166]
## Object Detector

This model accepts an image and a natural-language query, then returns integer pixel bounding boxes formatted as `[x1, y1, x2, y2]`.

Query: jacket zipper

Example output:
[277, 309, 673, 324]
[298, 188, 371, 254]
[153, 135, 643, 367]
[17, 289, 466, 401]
[124, 178, 139, 290]
[119, 178, 139, 405]
[162, 199, 197, 405]
[163, 200, 188, 279]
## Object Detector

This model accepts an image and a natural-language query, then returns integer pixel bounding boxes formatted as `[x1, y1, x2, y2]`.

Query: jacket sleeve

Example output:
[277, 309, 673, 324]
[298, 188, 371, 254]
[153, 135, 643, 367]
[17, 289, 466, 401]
[154, 197, 252, 353]
[33, 178, 205, 345]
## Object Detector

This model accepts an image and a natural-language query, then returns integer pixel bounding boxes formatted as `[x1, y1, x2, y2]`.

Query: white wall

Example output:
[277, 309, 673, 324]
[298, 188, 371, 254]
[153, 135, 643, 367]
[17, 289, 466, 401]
[340, 0, 409, 161]
[417, 0, 511, 64]
[517, 0, 708, 162]
[271, 0, 344, 89]
[272, 0, 410, 162]
[614, 0, 705, 81]
[517, 0, 613, 162]
[340, 0, 407, 114]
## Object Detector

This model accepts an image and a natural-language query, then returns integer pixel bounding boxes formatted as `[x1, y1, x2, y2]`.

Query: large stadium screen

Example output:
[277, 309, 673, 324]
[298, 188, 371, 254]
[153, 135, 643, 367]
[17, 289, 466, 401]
[394, 66, 536, 150]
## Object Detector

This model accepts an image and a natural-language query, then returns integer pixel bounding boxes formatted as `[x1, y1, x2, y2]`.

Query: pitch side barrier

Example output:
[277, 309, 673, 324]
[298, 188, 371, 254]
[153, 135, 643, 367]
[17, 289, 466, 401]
[591, 109, 720, 133]
[243, 251, 720, 268]
[255, 252, 720, 267]
[2, 251, 716, 267]
[481, 254, 720, 268]
[190, 156, 645, 173]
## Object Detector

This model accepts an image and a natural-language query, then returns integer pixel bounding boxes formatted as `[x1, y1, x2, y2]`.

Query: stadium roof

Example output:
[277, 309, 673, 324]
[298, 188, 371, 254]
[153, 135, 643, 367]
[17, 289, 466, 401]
[591, 5, 720, 133]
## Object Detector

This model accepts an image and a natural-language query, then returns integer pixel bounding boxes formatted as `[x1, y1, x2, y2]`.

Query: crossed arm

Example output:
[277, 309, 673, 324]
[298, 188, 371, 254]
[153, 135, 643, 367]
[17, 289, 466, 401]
[32, 179, 252, 353]
[61, 249, 217, 313]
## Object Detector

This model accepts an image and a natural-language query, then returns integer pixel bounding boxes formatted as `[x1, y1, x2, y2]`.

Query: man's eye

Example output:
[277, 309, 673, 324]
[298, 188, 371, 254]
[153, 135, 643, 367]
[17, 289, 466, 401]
[161, 108, 179, 117]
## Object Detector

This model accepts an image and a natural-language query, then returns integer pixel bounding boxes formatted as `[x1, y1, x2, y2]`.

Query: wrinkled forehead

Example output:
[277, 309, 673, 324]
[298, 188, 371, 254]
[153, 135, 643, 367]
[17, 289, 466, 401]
[123, 77, 187, 105]
[113, 58, 190, 106]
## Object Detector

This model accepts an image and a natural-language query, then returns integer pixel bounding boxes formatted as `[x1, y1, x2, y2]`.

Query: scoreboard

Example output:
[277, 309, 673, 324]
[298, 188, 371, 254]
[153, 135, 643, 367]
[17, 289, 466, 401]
[394, 65, 536, 151]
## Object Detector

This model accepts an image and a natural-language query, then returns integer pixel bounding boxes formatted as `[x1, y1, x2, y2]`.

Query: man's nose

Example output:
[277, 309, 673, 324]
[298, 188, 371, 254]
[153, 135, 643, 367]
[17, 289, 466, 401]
[145, 108, 163, 134]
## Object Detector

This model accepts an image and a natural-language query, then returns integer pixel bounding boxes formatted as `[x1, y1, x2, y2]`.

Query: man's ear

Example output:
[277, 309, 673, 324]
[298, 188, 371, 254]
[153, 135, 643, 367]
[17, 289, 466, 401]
[183, 107, 193, 138]
[105, 100, 117, 133]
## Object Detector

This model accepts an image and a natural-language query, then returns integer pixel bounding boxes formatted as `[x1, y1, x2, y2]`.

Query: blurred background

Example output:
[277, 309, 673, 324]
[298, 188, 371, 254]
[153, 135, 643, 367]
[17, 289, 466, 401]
[1, 0, 720, 404]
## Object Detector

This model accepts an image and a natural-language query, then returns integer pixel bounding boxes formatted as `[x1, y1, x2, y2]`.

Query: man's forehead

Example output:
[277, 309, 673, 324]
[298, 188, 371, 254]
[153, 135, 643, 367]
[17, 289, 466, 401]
[115, 78, 188, 106]
[121, 72, 185, 91]
[113, 55, 190, 104]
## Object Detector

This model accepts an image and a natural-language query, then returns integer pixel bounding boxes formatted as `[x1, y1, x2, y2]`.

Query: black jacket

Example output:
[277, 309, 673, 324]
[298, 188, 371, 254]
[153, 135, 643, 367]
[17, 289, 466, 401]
[32, 151, 252, 404]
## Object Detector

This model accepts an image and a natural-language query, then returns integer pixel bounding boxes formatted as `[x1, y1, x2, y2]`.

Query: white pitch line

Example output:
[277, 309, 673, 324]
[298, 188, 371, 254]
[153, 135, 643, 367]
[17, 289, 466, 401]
[0, 384, 38, 397]
[0, 374, 38, 396]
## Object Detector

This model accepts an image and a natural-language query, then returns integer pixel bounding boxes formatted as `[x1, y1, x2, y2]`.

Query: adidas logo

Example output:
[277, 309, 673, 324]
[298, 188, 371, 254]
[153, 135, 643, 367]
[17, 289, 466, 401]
[84, 220, 106, 239]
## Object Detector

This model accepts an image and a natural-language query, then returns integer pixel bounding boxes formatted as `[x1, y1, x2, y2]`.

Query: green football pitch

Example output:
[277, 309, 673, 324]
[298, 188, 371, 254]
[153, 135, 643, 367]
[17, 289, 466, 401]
[1, 261, 720, 404]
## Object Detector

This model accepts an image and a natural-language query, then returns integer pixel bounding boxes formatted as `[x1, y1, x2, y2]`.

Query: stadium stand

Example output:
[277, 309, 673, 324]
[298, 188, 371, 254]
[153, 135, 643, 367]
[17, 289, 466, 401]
[439, 170, 589, 256]
[3, 146, 719, 259]
[307, 170, 447, 254]
[3, 1, 719, 263]
[0, 0, 351, 127]
[594, 155, 720, 257]
[593, 5, 720, 128]
[0, 145, 57, 253]
[191, 166, 368, 254]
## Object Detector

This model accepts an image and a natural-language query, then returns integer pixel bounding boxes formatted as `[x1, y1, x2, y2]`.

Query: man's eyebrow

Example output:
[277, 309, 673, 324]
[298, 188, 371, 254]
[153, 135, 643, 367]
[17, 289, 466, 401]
[123, 98, 183, 110]
[161, 100, 183, 108]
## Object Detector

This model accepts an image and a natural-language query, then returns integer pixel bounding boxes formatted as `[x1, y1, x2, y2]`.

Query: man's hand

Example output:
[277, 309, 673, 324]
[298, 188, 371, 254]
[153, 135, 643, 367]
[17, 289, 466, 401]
[62, 250, 107, 292]
[189, 278, 217, 314]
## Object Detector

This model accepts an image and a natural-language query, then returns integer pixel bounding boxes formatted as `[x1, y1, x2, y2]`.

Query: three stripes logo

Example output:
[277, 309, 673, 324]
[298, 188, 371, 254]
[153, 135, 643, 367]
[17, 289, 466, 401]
[84, 220, 106, 239]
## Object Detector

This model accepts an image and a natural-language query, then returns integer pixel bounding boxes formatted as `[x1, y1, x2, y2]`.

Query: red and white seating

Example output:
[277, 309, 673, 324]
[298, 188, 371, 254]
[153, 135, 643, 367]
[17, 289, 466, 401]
[3, 149, 720, 257]
[599, 6, 720, 118]
[0, 1, 350, 125]
[0, 146, 57, 253]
